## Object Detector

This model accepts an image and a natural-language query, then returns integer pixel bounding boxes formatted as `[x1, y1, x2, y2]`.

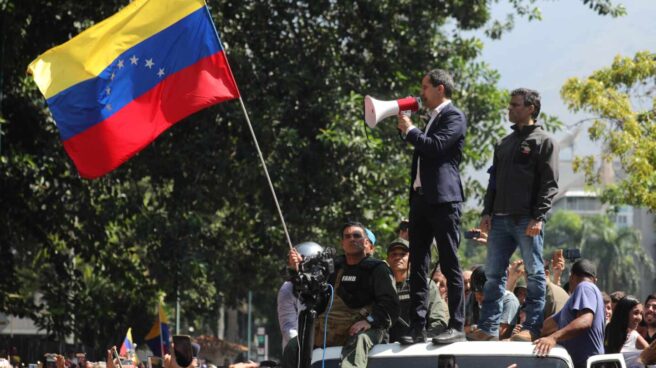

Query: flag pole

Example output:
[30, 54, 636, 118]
[235, 96, 294, 252]
[203, 4, 294, 251]
[158, 303, 164, 357]
[0, 12, 5, 155]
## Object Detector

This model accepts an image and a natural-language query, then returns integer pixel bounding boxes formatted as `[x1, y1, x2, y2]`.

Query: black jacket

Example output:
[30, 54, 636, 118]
[482, 124, 559, 221]
[406, 103, 467, 204]
[324, 255, 400, 329]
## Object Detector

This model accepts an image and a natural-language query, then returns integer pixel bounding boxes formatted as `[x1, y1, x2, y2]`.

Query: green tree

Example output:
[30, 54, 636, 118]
[579, 215, 653, 294]
[561, 51, 656, 210]
[543, 211, 653, 294]
[0, 0, 625, 355]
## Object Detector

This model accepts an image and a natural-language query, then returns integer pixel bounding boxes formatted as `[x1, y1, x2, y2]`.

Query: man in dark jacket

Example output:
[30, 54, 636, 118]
[470, 88, 559, 343]
[281, 222, 399, 368]
[397, 69, 467, 345]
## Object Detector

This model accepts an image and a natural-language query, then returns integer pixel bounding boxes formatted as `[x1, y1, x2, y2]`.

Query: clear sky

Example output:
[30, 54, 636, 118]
[463, 0, 656, 208]
[480, 0, 655, 151]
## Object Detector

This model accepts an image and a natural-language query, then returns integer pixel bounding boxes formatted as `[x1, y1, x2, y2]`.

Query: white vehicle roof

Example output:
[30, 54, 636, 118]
[312, 341, 573, 365]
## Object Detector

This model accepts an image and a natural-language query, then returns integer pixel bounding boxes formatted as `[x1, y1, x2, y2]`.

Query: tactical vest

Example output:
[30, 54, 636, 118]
[314, 289, 366, 347]
[389, 280, 411, 342]
[396, 280, 411, 320]
[314, 256, 385, 347]
[330, 255, 386, 309]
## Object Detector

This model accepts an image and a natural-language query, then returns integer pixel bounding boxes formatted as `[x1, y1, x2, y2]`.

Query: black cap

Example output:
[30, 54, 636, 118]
[386, 238, 409, 253]
[571, 259, 597, 278]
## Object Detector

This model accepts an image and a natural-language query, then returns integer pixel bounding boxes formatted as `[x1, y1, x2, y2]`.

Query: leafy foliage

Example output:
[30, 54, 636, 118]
[561, 51, 656, 210]
[581, 0, 627, 17]
[0, 0, 623, 356]
[543, 211, 654, 294]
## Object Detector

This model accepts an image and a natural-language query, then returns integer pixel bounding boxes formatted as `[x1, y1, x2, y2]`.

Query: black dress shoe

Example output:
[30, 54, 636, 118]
[431, 328, 466, 344]
[399, 328, 427, 345]
[426, 324, 447, 339]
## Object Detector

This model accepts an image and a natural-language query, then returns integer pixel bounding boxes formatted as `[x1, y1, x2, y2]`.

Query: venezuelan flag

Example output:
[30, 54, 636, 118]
[28, 0, 240, 179]
[145, 303, 171, 357]
[119, 327, 134, 357]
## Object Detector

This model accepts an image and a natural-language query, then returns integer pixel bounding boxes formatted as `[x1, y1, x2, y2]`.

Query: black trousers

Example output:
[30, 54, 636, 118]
[408, 192, 464, 330]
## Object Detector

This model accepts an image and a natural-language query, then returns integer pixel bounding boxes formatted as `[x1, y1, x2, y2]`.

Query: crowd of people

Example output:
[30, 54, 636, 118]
[276, 68, 656, 368]
[0, 341, 250, 368]
[0, 352, 96, 368]
[5, 69, 656, 368]
[278, 219, 656, 368]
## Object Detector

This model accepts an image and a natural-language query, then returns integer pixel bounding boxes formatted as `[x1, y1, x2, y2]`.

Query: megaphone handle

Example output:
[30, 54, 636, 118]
[397, 110, 411, 141]
[362, 120, 375, 151]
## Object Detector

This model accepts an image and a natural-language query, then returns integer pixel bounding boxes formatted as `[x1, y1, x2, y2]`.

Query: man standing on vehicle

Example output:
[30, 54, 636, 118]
[397, 69, 467, 345]
[471, 88, 559, 342]
[533, 259, 605, 368]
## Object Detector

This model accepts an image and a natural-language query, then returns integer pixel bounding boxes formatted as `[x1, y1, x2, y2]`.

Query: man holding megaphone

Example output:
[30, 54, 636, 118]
[396, 69, 467, 345]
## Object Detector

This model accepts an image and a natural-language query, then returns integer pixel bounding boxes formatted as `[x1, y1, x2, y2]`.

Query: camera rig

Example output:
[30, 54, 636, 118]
[290, 247, 335, 368]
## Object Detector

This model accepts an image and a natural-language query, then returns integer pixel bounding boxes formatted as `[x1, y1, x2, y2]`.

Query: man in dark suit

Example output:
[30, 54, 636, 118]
[396, 69, 467, 344]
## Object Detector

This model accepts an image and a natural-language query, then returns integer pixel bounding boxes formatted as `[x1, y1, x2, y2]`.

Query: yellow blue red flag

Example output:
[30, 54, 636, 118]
[28, 0, 240, 179]
[119, 327, 134, 357]
[145, 303, 170, 357]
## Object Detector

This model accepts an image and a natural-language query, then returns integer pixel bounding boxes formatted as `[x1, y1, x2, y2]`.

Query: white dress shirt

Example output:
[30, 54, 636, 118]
[409, 99, 451, 189]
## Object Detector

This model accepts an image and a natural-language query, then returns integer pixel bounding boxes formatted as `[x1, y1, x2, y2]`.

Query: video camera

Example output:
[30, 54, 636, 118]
[288, 245, 335, 368]
[291, 247, 335, 307]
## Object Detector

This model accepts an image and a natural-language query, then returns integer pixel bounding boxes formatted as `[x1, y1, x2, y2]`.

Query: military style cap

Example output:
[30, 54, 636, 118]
[386, 238, 409, 253]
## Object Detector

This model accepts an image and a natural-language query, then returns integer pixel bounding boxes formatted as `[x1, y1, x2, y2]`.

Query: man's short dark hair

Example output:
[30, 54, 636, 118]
[341, 221, 366, 236]
[396, 219, 409, 233]
[646, 293, 656, 305]
[470, 265, 486, 293]
[426, 69, 455, 98]
[510, 88, 541, 121]
[570, 259, 597, 278]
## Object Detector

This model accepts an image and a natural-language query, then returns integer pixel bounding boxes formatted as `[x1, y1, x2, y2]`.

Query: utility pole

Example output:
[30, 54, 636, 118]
[247, 291, 252, 361]
[176, 292, 181, 335]
[0, 9, 6, 155]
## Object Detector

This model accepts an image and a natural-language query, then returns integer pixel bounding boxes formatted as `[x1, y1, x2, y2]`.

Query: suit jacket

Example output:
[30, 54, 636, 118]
[406, 103, 466, 204]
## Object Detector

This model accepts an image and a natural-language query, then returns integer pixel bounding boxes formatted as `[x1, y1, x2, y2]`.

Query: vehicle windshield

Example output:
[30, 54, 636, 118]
[312, 355, 570, 368]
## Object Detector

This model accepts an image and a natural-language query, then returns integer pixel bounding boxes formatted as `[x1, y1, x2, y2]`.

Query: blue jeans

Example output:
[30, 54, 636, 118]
[478, 215, 546, 338]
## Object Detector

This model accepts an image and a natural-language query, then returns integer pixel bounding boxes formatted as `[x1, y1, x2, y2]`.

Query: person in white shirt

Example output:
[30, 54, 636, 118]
[604, 295, 649, 353]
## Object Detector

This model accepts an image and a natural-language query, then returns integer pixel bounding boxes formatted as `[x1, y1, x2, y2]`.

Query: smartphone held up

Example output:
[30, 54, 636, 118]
[173, 335, 194, 368]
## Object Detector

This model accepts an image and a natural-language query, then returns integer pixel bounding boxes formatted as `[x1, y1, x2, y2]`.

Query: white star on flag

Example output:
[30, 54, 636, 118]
[145, 58, 155, 69]
[117, 59, 124, 69]
[157, 68, 165, 77]
[130, 55, 139, 65]
[105, 87, 111, 95]
[106, 103, 112, 111]
[110, 72, 115, 80]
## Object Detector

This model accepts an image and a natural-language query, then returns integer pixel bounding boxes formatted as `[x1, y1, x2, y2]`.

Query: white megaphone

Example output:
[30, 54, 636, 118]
[364, 95, 422, 128]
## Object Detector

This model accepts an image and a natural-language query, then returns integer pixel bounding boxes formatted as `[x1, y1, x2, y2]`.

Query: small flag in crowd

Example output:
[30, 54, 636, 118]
[145, 303, 170, 357]
[27, 0, 240, 179]
[119, 327, 135, 357]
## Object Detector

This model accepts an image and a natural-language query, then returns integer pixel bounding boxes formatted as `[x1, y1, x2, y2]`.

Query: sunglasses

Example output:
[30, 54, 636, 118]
[343, 232, 364, 240]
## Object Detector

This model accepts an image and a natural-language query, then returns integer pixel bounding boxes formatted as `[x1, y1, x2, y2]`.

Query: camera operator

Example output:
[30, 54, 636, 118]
[277, 243, 318, 350]
[281, 222, 399, 368]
